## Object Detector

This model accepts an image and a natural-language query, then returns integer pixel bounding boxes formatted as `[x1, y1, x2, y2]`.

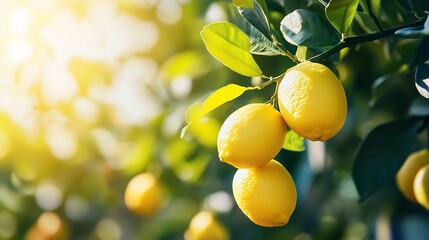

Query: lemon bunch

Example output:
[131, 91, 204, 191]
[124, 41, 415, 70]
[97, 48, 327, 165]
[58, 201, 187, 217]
[396, 149, 429, 209]
[217, 61, 348, 226]
[217, 103, 296, 227]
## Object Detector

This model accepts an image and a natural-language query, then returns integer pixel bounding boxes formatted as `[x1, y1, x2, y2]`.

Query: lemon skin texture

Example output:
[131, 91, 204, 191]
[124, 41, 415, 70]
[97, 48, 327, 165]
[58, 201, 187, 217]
[232, 159, 297, 227]
[217, 103, 287, 168]
[278, 61, 347, 141]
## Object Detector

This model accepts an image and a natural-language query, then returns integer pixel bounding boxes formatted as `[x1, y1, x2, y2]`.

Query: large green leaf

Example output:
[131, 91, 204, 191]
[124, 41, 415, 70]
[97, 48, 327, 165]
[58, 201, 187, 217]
[238, 0, 271, 40]
[325, 0, 359, 34]
[181, 84, 250, 138]
[280, 9, 340, 47]
[201, 22, 263, 77]
[235, 15, 282, 56]
[352, 117, 425, 202]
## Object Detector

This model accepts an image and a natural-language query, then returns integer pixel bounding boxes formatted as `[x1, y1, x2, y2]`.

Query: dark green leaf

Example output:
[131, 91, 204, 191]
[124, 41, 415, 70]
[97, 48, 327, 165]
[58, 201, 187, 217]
[415, 37, 429, 99]
[280, 9, 340, 47]
[352, 117, 425, 202]
[409, 96, 429, 116]
[397, 0, 429, 14]
[354, 11, 379, 33]
[325, 0, 360, 33]
[238, 0, 272, 40]
[395, 17, 429, 38]
[235, 15, 282, 56]
[415, 61, 429, 99]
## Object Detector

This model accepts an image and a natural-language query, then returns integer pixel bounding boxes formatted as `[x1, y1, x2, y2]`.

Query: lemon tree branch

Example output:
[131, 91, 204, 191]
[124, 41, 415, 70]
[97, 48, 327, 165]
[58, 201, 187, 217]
[309, 17, 427, 63]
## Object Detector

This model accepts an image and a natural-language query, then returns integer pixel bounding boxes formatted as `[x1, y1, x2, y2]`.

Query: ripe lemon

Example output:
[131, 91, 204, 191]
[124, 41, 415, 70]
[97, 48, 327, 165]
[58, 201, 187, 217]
[184, 211, 229, 240]
[396, 149, 429, 202]
[124, 172, 165, 216]
[278, 61, 347, 141]
[414, 165, 429, 209]
[232, 159, 297, 227]
[217, 103, 287, 168]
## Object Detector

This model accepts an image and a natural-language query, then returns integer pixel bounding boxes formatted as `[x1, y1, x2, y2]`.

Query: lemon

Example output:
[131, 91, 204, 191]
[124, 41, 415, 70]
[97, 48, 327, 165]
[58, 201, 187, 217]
[396, 149, 429, 202]
[26, 212, 68, 240]
[184, 211, 229, 240]
[217, 103, 287, 168]
[232, 159, 297, 227]
[124, 172, 165, 216]
[278, 61, 347, 141]
[414, 165, 429, 209]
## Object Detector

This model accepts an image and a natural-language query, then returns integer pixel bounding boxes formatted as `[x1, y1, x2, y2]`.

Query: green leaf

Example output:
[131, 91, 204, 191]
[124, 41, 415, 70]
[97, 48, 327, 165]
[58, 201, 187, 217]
[397, 0, 429, 15]
[235, 15, 282, 56]
[282, 130, 305, 152]
[233, 0, 253, 8]
[354, 12, 379, 33]
[181, 84, 249, 138]
[201, 22, 263, 77]
[352, 117, 425, 202]
[325, 0, 360, 34]
[164, 139, 211, 182]
[415, 61, 429, 99]
[415, 37, 429, 99]
[409, 96, 429, 116]
[395, 17, 429, 38]
[280, 9, 340, 47]
[122, 132, 157, 175]
[160, 50, 208, 80]
[238, 0, 271, 40]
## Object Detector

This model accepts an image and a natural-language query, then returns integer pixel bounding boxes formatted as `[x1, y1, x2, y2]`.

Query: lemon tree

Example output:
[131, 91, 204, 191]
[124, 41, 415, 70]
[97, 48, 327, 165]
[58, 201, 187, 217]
[184, 0, 429, 233]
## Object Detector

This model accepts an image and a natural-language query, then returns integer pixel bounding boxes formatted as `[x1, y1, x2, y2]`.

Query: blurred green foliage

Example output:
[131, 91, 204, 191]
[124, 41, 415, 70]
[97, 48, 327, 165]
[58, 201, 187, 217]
[0, 0, 428, 240]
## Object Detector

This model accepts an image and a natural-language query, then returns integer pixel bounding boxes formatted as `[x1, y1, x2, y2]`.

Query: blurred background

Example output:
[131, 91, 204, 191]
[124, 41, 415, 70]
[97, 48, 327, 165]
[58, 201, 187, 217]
[0, 0, 427, 239]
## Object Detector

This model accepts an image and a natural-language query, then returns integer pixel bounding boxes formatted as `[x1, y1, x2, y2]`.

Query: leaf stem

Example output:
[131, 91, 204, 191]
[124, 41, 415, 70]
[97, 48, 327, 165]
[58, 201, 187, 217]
[309, 17, 427, 62]
[272, 35, 300, 63]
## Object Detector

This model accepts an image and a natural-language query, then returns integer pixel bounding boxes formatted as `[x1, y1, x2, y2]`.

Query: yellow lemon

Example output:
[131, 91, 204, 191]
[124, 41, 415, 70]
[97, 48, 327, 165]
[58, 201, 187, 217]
[26, 212, 68, 240]
[414, 165, 429, 209]
[217, 103, 287, 168]
[232, 159, 297, 227]
[124, 172, 165, 216]
[278, 61, 347, 141]
[396, 149, 429, 202]
[184, 211, 229, 240]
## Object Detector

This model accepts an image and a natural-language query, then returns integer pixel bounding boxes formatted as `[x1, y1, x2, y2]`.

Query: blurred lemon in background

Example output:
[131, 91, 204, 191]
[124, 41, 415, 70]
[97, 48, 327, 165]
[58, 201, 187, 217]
[184, 211, 229, 240]
[124, 172, 165, 216]
[396, 149, 429, 202]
